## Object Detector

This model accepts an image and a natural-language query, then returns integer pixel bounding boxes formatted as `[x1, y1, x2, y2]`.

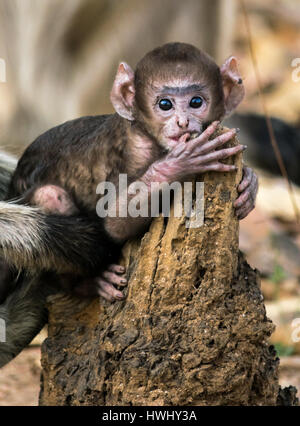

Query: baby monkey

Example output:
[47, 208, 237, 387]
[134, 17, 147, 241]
[0, 42, 258, 366]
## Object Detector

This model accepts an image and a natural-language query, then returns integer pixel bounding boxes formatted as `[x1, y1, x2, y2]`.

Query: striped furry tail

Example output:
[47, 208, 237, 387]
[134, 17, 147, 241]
[0, 151, 17, 200]
[0, 202, 120, 274]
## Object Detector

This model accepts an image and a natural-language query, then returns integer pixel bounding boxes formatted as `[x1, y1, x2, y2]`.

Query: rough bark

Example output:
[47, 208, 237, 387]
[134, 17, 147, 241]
[39, 131, 297, 406]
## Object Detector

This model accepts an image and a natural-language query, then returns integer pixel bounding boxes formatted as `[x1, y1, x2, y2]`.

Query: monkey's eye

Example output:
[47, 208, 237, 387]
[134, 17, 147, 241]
[189, 96, 203, 108]
[158, 99, 173, 111]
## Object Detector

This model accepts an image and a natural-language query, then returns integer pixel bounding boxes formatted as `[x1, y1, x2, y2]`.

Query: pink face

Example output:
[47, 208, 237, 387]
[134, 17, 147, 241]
[146, 79, 212, 150]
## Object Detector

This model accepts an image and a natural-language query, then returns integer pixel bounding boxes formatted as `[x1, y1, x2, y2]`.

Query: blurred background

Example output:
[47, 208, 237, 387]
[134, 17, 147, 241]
[0, 0, 299, 405]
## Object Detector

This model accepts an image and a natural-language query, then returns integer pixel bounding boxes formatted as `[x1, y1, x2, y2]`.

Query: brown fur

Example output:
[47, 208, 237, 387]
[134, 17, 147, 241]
[134, 42, 225, 124]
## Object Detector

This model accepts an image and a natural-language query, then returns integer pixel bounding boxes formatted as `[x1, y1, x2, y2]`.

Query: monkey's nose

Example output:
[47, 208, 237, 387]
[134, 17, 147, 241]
[177, 117, 189, 128]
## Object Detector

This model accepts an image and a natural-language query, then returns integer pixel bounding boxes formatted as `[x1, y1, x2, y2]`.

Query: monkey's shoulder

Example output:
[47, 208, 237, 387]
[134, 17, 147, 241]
[24, 114, 116, 155]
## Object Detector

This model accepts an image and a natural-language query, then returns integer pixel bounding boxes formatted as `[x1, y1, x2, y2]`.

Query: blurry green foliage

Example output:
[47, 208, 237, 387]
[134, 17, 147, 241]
[274, 342, 295, 357]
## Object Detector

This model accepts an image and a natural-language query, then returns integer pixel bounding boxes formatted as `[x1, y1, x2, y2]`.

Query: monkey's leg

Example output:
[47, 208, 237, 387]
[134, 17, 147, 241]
[0, 183, 123, 368]
[30, 185, 126, 300]
[0, 183, 124, 299]
[28, 184, 79, 215]
[0, 272, 59, 368]
[33, 185, 126, 300]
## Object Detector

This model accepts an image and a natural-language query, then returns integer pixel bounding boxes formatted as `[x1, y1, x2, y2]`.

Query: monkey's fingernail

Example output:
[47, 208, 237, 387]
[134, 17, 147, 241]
[116, 292, 124, 299]
[242, 145, 247, 150]
[236, 128, 240, 133]
[121, 279, 127, 284]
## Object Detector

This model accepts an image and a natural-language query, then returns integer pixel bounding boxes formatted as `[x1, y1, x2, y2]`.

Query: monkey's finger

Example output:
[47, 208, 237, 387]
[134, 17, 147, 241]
[238, 166, 253, 192]
[237, 198, 254, 214]
[236, 200, 254, 220]
[200, 162, 237, 172]
[107, 264, 126, 274]
[97, 279, 125, 301]
[102, 270, 127, 286]
[195, 129, 237, 155]
[178, 133, 191, 143]
[98, 288, 115, 302]
[200, 144, 245, 163]
[193, 120, 220, 144]
[234, 188, 251, 208]
[236, 180, 258, 211]
[246, 172, 258, 196]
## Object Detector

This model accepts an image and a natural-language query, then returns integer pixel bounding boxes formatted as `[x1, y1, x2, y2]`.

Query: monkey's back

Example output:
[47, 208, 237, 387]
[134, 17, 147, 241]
[8, 113, 127, 211]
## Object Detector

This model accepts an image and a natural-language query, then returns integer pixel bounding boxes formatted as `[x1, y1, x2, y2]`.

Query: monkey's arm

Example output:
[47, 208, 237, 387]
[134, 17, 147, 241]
[0, 202, 120, 274]
[105, 124, 244, 241]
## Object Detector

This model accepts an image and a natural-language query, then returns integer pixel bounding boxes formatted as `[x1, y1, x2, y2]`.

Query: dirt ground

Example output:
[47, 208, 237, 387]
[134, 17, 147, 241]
[0, 347, 41, 406]
[0, 346, 299, 406]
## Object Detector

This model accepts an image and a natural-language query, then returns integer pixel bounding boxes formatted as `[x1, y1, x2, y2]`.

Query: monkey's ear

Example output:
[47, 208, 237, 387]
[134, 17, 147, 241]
[110, 62, 135, 121]
[220, 56, 245, 117]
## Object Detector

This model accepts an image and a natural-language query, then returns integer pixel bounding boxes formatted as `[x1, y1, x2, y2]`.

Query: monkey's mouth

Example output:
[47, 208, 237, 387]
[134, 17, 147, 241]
[182, 131, 199, 142]
[188, 132, 199, 141]
[170, 131, 199, 143]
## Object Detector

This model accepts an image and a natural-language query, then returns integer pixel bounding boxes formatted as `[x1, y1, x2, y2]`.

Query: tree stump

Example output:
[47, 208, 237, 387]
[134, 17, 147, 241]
[39, 130, 297, 406]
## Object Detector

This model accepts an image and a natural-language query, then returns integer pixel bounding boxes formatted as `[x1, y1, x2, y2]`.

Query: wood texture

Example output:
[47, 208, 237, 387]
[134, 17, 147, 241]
[39, 131, 296, 406]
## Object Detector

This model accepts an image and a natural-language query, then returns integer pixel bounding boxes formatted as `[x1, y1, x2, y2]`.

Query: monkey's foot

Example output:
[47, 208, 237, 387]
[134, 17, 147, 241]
[73, 264, 127, 302]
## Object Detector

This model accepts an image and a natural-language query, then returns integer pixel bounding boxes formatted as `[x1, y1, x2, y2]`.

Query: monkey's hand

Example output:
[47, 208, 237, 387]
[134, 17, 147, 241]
[151, 121, 245, 181]
[234, 165, 258, 220]
[73, 264, 127, 302]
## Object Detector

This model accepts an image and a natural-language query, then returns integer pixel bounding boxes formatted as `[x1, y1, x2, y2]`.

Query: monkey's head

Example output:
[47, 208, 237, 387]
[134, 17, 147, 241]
[110, 42, 244, 150]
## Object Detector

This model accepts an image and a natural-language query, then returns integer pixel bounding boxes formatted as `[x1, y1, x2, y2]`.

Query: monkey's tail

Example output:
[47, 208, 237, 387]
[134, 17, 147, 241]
[0, 272, 58, 368]
[0, 151, 17, 200]
[0, 202, 120, 274]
